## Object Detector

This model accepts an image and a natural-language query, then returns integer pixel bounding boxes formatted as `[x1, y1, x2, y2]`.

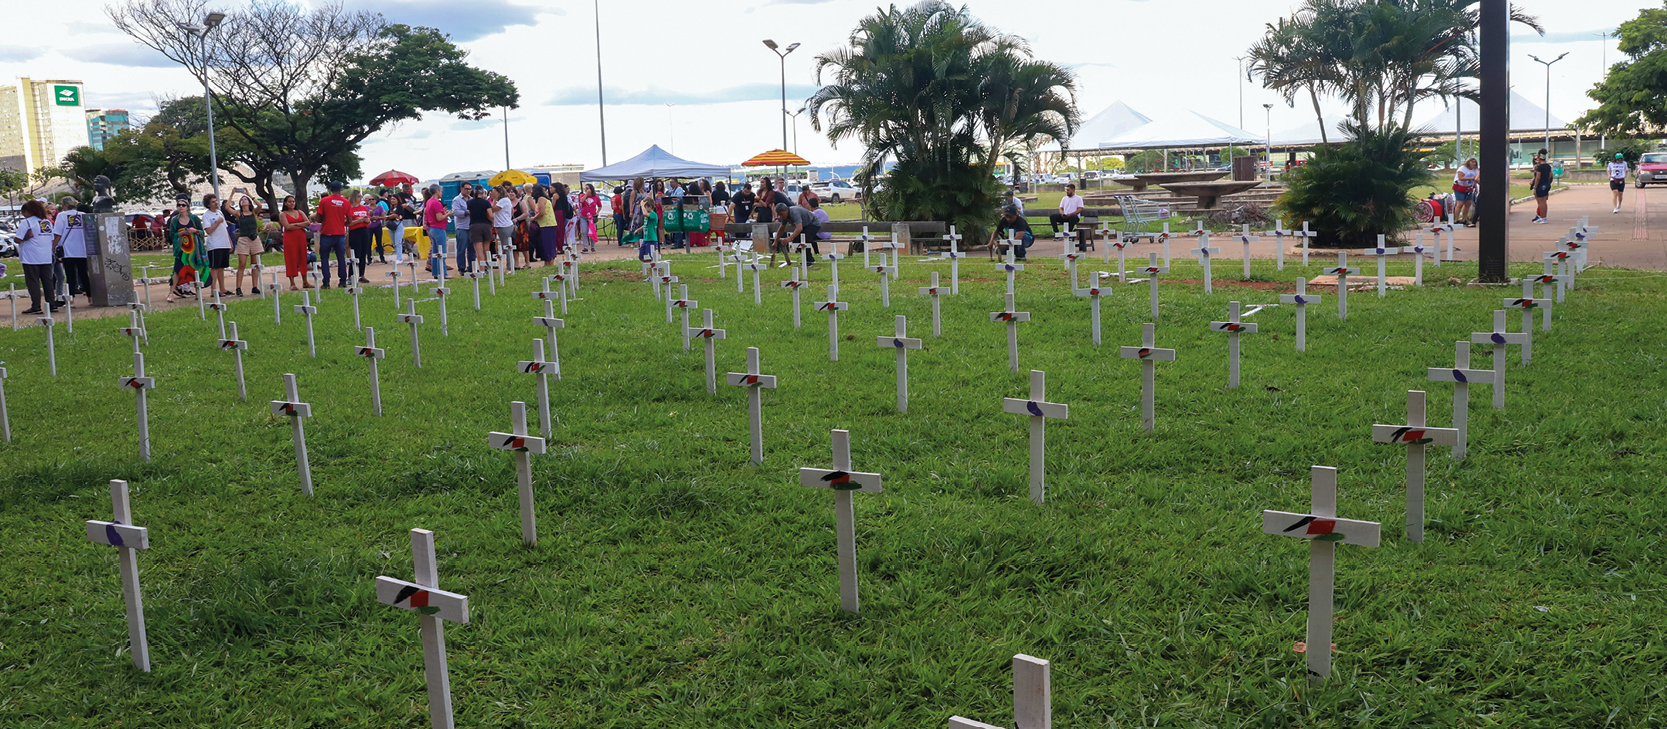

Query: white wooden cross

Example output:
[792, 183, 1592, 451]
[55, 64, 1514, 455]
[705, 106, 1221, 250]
[1278, 279, 1322, 352]
[1362, 236, 1398, 298]
[374, 528, 470, 729]
[946, 654, 1051, 729]
[1108, 233, 1134, 284]
[41, 313, 57, 376]
[195, 268, 208, 320]
[532, 304, 564, 382]
[262, 272, 281, 324]
[817, 285, 851, 362]
[512, 338, 556, 440]
[1565, 226, 1593, 271]
[777, 266, 807, 329]
[1324, 252, 1358, 320]
[870, 253, 896, 307]
[645, 258, 663, 301]
[726, 346, 778, 465]
[1470, 310, 1526, 410]
[533, 277, 564, 319]
[669, 284, 698, 350]
[1528, 266, 1568, 330]
[989, 292, 1032, 373]
[121, 310, 144, 356]
[1190, 232, 1221, 294]
[860, 226, 874, 268]
[0, 366, 9, 442]
[119, 352, 155, 461]
[1542, 250, 1575, 302]
[357, 327, 386, 417]
[483, 254, 496, 297]
[1058, 247, 1084, 290]
[824, 251, 847, 291]
[1372, 390, 1458, 543]
[1097, 222, 1116, 263]
[1209, 301, 1259, 388]
[798, 428, 884, 613]
[689, 309, 726, 394]
[466, 263, 483, 311]
[877, 315, 923, 413]
[1003, 370, 1069, 505]
[1157, 223, 1173, 267]
[218, 321, 248, 402]
[85, 479, 151, 672]
[1263, 219, 1290, 271]
[387, 268, 402, 310]
[1072, 271, 1107, 346]
[732, 247, 751, 294]
[1558, 236, 1587, 289]
[918, 271, 945, 337]
[1505, 280, 1550, 364]
[563, 255, 580, 297]
[1293, 221, 1317, 266]
[1234, 224, 1260, 280]
[308, 261, 323, 304]
[399, 299, 425, 368]
[1140, 253, 1168, 321]
[343, 281, 364, 331]
[433, 279, 451, 336]
[271, 373, 314, 495]
[939, 225, 967, 294]
[656, 265, 678, 321]
[1429, 216, 1454, 265]
[995, 247, 1025, 297]
[743, 253, 769, 306]
[1262, 465, 1381, 683]
[294, 290, 318, 358]
[1425, 341, 1492, 460]
[207, 288, 228, 339]
[489, 401, 548, 546]
[1119, 322, 1175, 433]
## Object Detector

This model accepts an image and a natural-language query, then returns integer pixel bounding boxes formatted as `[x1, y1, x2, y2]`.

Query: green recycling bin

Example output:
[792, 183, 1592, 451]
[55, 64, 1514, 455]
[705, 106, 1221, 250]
[684, 207, 710, 233]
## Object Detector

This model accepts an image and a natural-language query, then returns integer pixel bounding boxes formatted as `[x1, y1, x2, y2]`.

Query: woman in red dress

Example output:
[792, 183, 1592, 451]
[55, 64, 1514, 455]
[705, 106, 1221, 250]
[279, 195, 311, 290]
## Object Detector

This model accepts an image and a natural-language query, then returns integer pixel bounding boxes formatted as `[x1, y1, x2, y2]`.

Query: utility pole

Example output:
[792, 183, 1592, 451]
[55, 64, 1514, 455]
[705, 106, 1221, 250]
[1478, 0, 1508, 282]
[1528, 53, 1567, 160]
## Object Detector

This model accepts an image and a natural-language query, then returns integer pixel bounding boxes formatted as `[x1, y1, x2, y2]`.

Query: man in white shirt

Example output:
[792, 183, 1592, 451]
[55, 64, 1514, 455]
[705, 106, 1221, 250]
[451, 182, 474, 274]
[201, 194, 234, 296]
[490, 188, 515, 263]
[52, 196, 89, 303]
[1607, 153, 1631, 214]
[1051, 184, 1087, 250]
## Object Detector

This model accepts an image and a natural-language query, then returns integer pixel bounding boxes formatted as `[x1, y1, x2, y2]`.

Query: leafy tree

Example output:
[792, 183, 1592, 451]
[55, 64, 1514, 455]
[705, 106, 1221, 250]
[1576, 4, 1667, 137]
[111, 0, 517, 212]
[1273, 121, 1431, 248]
[808, 1, 1077, 234]
[1124, 150, 1167, 173]
[1592, 139, 1658, 167]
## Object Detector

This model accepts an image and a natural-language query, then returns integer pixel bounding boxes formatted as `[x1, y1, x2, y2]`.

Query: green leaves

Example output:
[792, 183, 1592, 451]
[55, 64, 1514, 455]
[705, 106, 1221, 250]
[1273, 121, 1431, 248]
[1576, 4, 1667, 137]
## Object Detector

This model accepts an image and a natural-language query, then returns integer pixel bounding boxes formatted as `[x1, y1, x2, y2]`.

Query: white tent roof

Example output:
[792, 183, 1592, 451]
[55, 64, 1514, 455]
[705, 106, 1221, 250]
[1271, 120, 1354, 146]
[580, 145, 731, 183]
[1415, 90, 1568, 135]
[1098, 110, 1262, 150]
[1059, 100, 1152, 151]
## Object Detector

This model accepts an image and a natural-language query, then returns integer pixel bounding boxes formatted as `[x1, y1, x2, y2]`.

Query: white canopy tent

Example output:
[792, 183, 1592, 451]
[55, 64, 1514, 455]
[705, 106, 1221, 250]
[1098, 110, 1261, 150]
[580, 145, 731, 183]
[1414, 89, 1568, 135]
[1054, 100, 1152, 151]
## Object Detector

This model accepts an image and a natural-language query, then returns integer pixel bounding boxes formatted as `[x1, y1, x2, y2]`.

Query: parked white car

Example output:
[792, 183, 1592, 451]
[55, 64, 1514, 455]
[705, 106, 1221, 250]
[809, 179, 861, 203]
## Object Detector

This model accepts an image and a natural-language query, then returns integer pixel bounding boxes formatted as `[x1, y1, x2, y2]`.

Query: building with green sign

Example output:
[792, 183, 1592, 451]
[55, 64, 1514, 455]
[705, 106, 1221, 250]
[0, 77, 91, 174]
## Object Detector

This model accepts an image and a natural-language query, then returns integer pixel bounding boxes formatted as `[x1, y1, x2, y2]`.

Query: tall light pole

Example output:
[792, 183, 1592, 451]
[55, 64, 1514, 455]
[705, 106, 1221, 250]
[1527, 53, 1568, 159]
[178, 11, 226, 198]
[594, 0, 607, 166]
[502, 106, 511, 170]
[1263, 103, 1274, 180]
[786, 106, 806, 155]
[763, 40, 800, 151]
[664, 103, 676, 154]
[1234, 56, 1248, 129]
[1595, 30, 1611, 154]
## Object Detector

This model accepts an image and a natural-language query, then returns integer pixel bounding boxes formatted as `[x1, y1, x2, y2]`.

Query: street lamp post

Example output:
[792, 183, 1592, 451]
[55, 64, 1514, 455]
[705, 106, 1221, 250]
[763, 40, 800, 152]
[179, 11, 226, 198]
[1263, 103, 1274, 181]
[1528, 53, 1568, 160]
[787, 106, 806, 155]
[1595, 31, 1610, 154]
[594, 0, 607, 166]
[664, 103, 676, 154]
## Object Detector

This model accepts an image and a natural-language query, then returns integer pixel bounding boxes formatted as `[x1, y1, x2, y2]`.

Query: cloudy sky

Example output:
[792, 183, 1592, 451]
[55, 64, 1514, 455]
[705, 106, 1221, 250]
[0, 0, 1641, 183]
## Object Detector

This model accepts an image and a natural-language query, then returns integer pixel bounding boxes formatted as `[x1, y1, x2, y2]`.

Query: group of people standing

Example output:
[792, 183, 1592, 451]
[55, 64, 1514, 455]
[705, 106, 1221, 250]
[11, 197, 91, 315]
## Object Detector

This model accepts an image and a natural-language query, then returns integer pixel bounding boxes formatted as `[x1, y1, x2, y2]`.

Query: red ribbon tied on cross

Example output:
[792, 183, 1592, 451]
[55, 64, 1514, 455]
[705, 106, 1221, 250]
[1389, 426, 1433, 445]
[997, 313, 1015, 321]
[1137, 348, 1152, 358]
[393, 585, 441, 615]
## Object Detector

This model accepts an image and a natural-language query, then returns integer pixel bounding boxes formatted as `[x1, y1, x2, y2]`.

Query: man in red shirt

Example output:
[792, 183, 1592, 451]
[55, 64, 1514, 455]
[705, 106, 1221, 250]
[347, 190, 373, 283]
[311, 180, 350, 288]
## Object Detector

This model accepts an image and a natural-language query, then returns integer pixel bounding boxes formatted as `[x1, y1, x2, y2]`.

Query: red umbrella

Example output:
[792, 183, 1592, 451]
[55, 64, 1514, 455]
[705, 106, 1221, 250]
[369, 169, 419, 186]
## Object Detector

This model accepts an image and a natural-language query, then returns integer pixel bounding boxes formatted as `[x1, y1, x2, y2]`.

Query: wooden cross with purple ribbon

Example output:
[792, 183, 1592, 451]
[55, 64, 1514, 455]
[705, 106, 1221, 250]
[1278, 279, 1322, 352]
[1190, 232, 1221, 294]
[876, 315, 923, 413]
[85, 479, 151, 672]
[1261, 465, 1381, 683]
[1234, 224, 1260, 280]
[374, 528, 470, 729]
[1426, 340, 1495, 459]
[799, 429, 884, 613]
[1470, 310, 1527, 409]
[1361, 236, 1399, 298]
[1003, 370, 1069, 505]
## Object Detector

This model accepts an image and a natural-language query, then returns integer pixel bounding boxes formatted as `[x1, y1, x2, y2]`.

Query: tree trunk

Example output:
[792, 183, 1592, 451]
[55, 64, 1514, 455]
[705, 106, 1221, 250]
[288, 171, 314, 214]
[1309, 85, 1328, 145]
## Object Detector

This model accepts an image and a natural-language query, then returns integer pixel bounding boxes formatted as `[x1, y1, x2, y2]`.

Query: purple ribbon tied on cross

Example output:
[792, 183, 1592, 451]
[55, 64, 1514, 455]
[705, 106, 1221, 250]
[1452, 369, 1468, 383]
[1026, 401, 1044, 417]
[106, 521, 124, 547]
[1491, 333, 1507, 344]
[1294, 295, 1308, 304]
[892, 338, 904, 349]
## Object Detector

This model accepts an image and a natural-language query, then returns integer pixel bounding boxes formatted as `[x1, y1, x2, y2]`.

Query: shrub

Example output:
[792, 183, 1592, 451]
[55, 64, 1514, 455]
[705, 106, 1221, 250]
[1273, 121, 1431, 248]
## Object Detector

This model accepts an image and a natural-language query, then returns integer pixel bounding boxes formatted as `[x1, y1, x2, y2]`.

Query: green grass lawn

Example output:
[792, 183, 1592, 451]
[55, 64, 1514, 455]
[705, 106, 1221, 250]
[3, 251, 1665, 727]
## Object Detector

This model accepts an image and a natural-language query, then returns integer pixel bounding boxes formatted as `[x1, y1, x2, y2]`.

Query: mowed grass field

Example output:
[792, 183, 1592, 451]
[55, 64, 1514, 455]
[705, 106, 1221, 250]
[2, 248, 1665, 728]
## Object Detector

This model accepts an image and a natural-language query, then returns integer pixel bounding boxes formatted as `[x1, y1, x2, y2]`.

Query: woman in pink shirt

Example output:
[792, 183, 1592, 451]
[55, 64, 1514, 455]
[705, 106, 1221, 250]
[578, 184, 602, 253]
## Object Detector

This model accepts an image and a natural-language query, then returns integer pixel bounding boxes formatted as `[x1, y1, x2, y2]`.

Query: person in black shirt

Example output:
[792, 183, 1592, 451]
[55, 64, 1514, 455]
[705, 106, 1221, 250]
[989, 205, 1035, 259]
[732, 182, 755, 224]
[755, 179, 789, 223]
[1530, 151, 1553, 224]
